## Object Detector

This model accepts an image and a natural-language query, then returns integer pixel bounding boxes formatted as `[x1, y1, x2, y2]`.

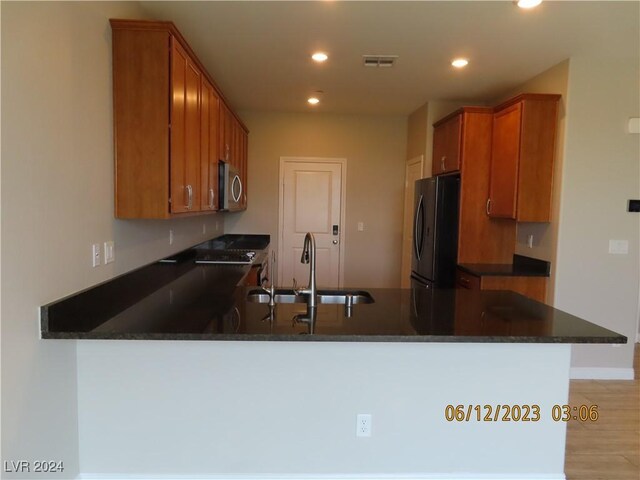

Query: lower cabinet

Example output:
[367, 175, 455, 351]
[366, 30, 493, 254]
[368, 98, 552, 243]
[455, 268, 547, 303]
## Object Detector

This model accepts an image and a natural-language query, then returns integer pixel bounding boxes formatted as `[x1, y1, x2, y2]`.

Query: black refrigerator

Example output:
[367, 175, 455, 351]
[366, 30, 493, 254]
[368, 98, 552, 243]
[410, 173, 460, 289]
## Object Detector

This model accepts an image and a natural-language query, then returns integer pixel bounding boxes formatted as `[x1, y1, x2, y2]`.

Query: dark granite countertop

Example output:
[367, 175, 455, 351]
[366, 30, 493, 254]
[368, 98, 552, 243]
[458, 254, 551, 277]
[41, 263, 625, 344]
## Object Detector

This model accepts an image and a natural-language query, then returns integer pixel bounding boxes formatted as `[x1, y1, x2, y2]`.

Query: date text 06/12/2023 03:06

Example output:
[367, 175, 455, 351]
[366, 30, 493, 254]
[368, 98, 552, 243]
[443, 404, 600, 422]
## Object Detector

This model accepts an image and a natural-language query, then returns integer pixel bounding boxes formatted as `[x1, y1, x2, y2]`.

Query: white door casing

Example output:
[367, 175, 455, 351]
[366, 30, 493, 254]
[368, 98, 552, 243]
[400, 155, 424, 288]
[278, 157, 346, 288]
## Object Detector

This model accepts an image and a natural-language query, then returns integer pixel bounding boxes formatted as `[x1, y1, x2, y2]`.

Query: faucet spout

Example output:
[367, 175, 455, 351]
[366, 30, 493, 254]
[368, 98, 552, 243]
[295, 232, 317, 308]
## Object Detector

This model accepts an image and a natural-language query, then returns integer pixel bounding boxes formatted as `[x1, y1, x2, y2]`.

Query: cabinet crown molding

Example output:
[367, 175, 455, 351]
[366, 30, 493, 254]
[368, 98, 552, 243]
[433, 106, 492, 128]
[493, 93, 561, 112]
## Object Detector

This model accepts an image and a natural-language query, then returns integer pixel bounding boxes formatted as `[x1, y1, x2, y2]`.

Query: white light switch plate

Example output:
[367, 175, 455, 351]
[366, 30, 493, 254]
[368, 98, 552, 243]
[608, 239, 628, 255]
[104, 241, 115, 264]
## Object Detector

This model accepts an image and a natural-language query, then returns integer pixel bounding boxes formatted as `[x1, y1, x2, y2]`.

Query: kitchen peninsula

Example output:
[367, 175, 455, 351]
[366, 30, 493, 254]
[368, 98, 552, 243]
[40, 237, 625, 480]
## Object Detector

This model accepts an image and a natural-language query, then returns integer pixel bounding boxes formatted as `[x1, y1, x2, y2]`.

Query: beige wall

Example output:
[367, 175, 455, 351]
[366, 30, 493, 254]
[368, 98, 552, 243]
[555, 56, 639, 370]
[225, 111, 407, 288]
[1, 2, 224, 475]
[406, 103, 428, 161]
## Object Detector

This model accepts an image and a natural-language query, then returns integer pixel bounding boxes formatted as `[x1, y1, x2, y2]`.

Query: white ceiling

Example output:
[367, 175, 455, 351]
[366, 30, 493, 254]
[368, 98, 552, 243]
[141, 1, 640, 115]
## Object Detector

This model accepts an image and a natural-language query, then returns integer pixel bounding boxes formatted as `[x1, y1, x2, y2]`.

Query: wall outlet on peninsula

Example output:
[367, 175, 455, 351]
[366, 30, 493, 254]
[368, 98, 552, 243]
[356, 414, 372, 437]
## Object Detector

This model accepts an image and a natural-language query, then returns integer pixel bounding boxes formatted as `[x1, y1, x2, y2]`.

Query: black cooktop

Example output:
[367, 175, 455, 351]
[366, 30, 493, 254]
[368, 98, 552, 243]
[195, 249, 256, 265]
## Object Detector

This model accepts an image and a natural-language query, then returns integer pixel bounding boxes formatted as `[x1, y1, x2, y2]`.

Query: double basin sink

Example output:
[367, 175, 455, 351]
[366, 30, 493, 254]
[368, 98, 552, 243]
[246, 288, 374, 305]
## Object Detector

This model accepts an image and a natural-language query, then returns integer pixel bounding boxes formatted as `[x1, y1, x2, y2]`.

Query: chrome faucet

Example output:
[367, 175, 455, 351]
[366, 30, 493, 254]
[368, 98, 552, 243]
[293, 232, 317, 308]
[261, 276, 276, 307]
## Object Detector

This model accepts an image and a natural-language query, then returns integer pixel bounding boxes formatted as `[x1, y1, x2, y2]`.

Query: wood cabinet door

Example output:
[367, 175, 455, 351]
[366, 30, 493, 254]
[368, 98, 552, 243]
[515, 98, 559, 222]
[200, 78, 220, 211]
[232, 117, 241, 169]
[170, 39, 201, 213]
[218, 102, 232, 163]
[488, 102, 521, 218]
[432, 114, 462, 175]
[111, 26, 171, 219]
[240, 128, 248, 208]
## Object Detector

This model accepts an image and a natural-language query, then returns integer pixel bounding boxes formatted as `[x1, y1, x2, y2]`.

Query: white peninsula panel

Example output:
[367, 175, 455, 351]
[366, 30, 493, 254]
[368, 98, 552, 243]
[77, 341, 570, 479]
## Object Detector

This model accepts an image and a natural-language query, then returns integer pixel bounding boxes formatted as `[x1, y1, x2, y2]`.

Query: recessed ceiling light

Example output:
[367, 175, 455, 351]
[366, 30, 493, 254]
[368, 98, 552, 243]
[311, 52, 328, 63]
[307, 97, 320, 105]
[516, 0, 542, 9]
[451, 58, 469, 68]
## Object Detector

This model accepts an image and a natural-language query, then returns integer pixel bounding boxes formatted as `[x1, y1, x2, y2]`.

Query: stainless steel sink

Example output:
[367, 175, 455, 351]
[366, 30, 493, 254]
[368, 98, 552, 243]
[315, 289, 375, 305]
[246, 288, 374, 305]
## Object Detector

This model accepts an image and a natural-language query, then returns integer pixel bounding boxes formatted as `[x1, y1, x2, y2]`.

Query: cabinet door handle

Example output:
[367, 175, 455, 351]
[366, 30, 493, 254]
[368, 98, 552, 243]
[441, 156, 446, 172]
[225, 144, 230, 161]
[414, 194, 424, 261]
[186, 185, 193, 210]
[209, 188, 215, 209]
[486, 198, 491, 216]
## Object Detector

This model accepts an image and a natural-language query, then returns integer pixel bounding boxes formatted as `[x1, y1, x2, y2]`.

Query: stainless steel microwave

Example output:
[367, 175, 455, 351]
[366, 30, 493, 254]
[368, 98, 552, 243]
[219, 160, 243, 211]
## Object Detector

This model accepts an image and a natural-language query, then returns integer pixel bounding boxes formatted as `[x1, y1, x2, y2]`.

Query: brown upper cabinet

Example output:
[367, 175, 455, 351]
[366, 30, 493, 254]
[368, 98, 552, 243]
[200, 77, 220, 211]
[170, 39, 202, 214]
[110, 19, 248, 219]
[432, 113, 462, 175]
[434, 107, 517, 264]
[219, 102, 233, 164]
[487, 94, 560, 222]
[218, 103, 248, 208]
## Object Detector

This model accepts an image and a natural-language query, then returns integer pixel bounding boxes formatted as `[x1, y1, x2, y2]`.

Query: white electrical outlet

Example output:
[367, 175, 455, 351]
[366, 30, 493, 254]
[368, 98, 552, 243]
[92, 243, 101, 267]
[527, 235, 534, 248]
[356, 414, 372, 437]
[357, 222, 364, 232]
[104, 241, 115, 264]
[169, 229, 174, 245]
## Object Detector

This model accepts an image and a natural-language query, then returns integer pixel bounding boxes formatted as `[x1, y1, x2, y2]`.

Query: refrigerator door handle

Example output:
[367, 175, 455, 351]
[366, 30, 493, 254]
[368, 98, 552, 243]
[414, 194, 424, 260]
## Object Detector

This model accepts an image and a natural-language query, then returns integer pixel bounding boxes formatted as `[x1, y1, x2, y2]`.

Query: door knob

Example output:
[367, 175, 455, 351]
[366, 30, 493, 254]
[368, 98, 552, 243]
[332, 240, 338, 245]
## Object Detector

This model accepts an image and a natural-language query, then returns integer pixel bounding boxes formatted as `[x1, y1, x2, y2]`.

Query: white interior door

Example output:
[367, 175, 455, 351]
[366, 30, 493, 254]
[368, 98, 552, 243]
[278, 158, 345, 288]
[400, 156, 424, 288]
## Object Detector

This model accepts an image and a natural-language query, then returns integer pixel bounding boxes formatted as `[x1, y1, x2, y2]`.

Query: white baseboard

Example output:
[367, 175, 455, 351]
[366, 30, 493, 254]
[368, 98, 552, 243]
[570, 367, 635, 380]
[77, 474, 565, 480]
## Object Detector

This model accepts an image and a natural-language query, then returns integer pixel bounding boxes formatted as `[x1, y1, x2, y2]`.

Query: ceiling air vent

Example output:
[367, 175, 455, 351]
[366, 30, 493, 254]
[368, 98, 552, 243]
[362, 55, 398, 68]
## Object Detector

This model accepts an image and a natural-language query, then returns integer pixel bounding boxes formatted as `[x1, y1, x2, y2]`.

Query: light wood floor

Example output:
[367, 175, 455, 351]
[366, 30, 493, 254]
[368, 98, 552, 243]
[565, 343, 640, 479]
